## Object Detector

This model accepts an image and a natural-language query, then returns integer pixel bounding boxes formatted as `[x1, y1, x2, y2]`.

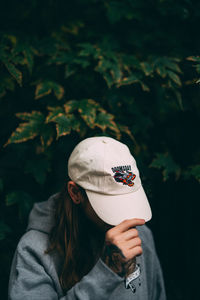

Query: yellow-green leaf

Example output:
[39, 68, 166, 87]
[64, 100, 79, 113]
[140, 62, 154, 76]
[78, 99, 99, 128]
[167, 70, 182, 87]
[54, 114, 73, 138]
[3, 111, 45, 147]
[3, 61, 22, 86]
[45, 106, 64, 123]
[35, 81, 64, 100]
[95, 110, 121, 139]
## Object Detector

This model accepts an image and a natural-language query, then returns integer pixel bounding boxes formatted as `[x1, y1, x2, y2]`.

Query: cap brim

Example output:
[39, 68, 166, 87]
[85, 185, 152, 226]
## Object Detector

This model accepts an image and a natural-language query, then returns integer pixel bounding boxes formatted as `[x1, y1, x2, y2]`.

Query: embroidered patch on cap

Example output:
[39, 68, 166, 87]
[111, 165, 136, 187]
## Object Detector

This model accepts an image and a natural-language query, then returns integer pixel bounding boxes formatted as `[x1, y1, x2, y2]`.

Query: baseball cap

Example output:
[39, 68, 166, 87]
[67, 136, 152, 225]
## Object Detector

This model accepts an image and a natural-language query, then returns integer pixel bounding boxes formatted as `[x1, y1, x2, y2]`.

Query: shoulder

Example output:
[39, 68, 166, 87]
[18, 229, 50, 251]
[15, 230, 52, 266]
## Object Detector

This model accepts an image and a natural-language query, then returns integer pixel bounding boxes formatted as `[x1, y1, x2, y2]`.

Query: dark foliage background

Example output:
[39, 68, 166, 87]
[0, 1, 200, 299]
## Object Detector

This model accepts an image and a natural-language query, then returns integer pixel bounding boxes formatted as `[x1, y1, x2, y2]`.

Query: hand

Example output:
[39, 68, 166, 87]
[100, 218, 145, 278]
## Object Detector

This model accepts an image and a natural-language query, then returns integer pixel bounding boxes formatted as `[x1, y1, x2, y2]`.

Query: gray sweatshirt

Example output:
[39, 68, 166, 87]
[8, 192, 167, 300]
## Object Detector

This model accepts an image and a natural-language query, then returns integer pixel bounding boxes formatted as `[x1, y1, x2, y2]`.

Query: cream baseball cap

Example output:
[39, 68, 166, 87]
[67, 136, 152, 225]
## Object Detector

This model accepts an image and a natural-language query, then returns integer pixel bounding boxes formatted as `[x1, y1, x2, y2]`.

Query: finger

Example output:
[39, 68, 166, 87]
[129, 246, 143, 257]
[123, 236, 142, 250]
[121, 228, 139, 241]
[116, 218, 145, 233]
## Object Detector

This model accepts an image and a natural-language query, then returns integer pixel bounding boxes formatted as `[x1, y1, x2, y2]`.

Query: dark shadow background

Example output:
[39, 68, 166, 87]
[0, 1, 200, 299]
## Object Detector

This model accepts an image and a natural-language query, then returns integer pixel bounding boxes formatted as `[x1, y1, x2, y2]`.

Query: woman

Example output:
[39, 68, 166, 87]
[8, 136, 167, 299]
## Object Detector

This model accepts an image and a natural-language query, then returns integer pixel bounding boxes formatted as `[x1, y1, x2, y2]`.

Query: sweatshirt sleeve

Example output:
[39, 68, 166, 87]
[8, 241, 124, 300]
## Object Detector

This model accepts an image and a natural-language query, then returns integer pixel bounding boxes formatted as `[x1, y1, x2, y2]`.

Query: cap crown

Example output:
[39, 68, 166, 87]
[68, 136, 142, 195]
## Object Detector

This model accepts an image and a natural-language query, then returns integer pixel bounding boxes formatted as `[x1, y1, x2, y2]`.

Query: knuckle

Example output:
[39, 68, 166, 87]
[124, 250, 131, 260]
[136, 237, 142, 245]
[106, 231, 113, 240]
[122, 219, 130, 224]
[112, 236, 118, 244]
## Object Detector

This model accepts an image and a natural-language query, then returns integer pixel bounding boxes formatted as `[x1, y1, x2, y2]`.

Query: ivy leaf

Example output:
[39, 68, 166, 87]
[0, 220, 12, 241]
[46, 106, 64, 123]
[149, 152, 181, 181]
[3, 111, 45, 147]
[140, 62, 154, 76]
[78, 99, 100, 128]
[173, 90, 184, 111]
[166, 61, 182, 74]
[63, 100, 79, 113]
[3, 60, 22, 86]
[95, 110, 121, 139]
[54, 114, 76, 138]
[186, 56, 200, 63]
[78, 43, 98, 57]
[118, 74, 140, 87]
[40, 125, 55, 148]
[23, 46, 35, 74]
[117, 124, 134, 140]
[155, 64, 167, 78]
[46, 106, 82, 139]
[35, 81, 64, 100]
[139, 81, 150, 92]
[0, 76, 15, 98]
[167, 70, 182, 87]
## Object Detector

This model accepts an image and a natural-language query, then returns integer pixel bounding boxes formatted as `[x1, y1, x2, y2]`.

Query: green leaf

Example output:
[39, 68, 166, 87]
[40, 125, 55, 147]
[63, 100, 79, 113]
[78, 43, 98, 57]
[46, 106, 64, 123]
[167, 70, 182, 87]
[118, 124, 134, 139]
[155, 64, 167, 78]
[46, 105, 82, 139]
[166, 61, 182, 74]
[186, 56, 200, 62]
[54, 114, 74, 138]
[0, 220, 12, 241]
[3, 111, 45, 147]
[0, 76, 15, 98]
[53, 83, 65, 100]
[23, 46, 34, 74]
[173, 90, 184, 111]
[139, 81, 150, 92]
[65, 64, 77, 78]
[35, 81, 64, 100]
[3, 60, 22, 86]
[140, 62, 154, 76]
[95, 110, 121, 139]
[78, 99, 100, 128]
[149, 152, 181, 181]
[117, 74, 140, 87]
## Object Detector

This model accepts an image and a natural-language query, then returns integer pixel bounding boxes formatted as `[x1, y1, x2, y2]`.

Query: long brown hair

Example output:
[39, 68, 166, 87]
[44, 175, 104, 293]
